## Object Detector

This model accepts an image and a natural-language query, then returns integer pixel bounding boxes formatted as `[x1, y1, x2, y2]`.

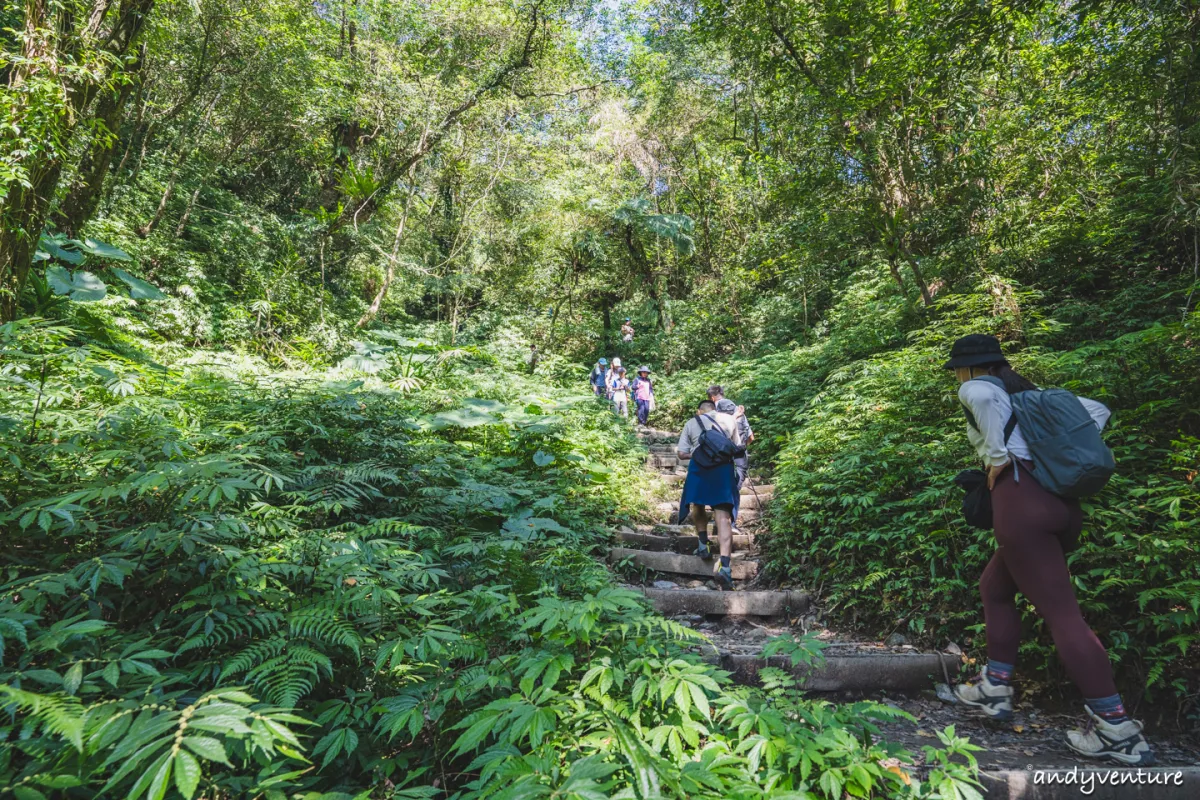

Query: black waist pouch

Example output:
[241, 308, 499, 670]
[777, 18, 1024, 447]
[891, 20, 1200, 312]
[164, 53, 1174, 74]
[954, 469, 993, 530]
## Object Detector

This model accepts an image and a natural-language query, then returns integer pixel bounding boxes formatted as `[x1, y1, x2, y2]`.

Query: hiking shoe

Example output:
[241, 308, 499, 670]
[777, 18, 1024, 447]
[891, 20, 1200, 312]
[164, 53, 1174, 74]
[952, 667, 1014, 721]
[694, 542, 712, 560]
[731, 524, 744, 536]
[714, 565, 733, 590]
[1066, 705, 1156, 766]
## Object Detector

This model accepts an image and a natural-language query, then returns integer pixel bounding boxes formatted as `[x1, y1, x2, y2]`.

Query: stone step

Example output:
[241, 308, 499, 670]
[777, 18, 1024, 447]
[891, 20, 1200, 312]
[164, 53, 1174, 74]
[736, 492, 771, 510]
[979, 768, 1199, 799]
[657, 473, 684, 486]
[624, 525, 755, 552]
[708, 650, 958, 692]
[647, 454, 678, 469]
[609, 548, 758, 581]
[648, 444, 676, 455]
[637, 587, 810, 616]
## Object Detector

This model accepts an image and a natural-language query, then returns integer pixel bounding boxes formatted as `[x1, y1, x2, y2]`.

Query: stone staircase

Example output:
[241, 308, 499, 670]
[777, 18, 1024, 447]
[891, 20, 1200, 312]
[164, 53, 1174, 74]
[617, 426, 948, 690]
[613, 426, 1200, 798]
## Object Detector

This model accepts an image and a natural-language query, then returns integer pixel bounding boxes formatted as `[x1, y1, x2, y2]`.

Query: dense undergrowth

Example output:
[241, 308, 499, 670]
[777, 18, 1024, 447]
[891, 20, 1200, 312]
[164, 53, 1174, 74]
[656, 276, 1200, 714]
[0, 316, 984, 799]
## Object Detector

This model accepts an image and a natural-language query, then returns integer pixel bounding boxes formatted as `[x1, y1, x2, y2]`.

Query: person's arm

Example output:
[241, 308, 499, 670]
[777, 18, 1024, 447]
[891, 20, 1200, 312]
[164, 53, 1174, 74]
[958, 382, 1012, 487]
[677, 420, 696, 459]
[1079, 397, 1112, 431]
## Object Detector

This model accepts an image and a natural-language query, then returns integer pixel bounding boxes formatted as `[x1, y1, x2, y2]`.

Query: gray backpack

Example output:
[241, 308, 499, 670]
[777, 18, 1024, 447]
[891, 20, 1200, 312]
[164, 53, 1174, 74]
[966, 376, 1115, 498]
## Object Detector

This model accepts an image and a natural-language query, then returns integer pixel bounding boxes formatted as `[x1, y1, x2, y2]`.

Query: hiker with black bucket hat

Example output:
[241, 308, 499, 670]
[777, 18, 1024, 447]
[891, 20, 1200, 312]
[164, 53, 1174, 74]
[943, 334, 1154, 765]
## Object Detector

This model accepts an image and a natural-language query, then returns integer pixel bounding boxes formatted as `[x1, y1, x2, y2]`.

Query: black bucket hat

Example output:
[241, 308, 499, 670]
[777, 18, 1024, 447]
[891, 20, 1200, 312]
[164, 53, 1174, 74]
[943, 334, 1006, 369]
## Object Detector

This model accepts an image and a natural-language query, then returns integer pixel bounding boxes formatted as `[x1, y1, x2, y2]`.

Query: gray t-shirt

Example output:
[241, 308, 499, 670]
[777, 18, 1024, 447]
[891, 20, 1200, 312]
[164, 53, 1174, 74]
[677, 412, 742, 456]
[715, 398, 753, 445]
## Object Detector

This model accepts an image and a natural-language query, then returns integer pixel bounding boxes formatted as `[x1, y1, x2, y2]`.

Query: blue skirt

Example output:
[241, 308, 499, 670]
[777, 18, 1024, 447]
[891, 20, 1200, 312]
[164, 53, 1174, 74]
[678, 458, 737, 524]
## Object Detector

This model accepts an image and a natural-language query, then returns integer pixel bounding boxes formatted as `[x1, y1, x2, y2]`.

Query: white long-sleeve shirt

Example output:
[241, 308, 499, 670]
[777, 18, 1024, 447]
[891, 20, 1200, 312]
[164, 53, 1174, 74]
[959, 380, 1111, 467]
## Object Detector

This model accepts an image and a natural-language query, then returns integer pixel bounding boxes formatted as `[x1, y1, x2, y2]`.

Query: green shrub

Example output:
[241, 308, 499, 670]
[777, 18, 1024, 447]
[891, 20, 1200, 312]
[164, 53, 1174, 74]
[764, 308, 1200, 701]
[0, 318, 976, 798]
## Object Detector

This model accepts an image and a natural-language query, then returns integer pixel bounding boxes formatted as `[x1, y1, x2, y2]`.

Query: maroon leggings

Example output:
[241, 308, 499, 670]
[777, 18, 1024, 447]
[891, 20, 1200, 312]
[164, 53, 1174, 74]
[980, 462, 1118, 698]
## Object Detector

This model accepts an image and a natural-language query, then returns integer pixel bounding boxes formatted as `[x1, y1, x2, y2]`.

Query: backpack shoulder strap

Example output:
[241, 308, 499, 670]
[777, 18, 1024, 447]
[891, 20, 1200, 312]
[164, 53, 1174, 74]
[963, 377, 1019, 443]
[1002, 412, 1017, 444]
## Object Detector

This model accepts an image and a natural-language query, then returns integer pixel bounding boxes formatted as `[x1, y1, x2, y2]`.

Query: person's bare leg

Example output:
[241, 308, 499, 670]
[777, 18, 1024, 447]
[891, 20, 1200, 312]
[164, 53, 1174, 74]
[691, 504, 708, 540]
[713, 508, 733, 559]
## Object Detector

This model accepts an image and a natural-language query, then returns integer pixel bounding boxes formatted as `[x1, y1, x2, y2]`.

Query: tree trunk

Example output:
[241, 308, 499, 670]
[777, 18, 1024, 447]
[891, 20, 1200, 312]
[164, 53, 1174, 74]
[137, 92, 218, 239]
[0, 0, 156, 322]
[57, 47, 145, 236]
[356, 186, 414, 328]
[886, 255, 907, 295]
[174, 184, 202, 238]
[898, 243, 934, 307]
[136, 146, 189, 238]
[0, 167, 62, 321]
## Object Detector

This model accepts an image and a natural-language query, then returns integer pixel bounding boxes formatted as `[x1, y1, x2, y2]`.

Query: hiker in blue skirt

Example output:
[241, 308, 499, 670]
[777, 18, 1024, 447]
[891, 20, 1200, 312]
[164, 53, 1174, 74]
[676, 399, 745, 589]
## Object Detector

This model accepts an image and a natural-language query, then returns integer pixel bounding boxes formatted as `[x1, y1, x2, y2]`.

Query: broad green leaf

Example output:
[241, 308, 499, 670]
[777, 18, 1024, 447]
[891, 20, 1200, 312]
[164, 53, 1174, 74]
[45, 265, 107, 301]
[174, 750, 202, 798]
[112, 268, 166, 300]
[63, 662, 83, 696]
[183, 736, 230, 765]
[73, 237, 132, 261]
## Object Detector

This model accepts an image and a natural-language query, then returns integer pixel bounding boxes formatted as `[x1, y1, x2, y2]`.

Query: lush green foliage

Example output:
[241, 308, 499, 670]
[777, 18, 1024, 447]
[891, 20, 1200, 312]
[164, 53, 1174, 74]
[655, 278, 1200, 707]
[5, 0, 1200, 788]
[0, 320, 985, 798]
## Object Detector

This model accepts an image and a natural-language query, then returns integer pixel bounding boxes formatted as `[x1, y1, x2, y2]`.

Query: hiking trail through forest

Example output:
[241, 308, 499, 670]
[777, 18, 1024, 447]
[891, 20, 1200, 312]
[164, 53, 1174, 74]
[606, 425, 1200, 797]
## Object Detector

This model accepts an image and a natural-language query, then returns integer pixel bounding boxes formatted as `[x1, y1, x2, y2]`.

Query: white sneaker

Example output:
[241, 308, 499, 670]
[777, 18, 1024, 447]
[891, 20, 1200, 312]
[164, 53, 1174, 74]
[952, 667, 1014, 720]
[1066, 705, 1157, 765]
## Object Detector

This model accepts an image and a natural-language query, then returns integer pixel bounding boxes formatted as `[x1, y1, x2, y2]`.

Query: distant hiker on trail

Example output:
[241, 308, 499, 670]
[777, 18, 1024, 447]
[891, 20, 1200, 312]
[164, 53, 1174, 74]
[709, 385, 753, 533]
[611, 367, 630, 418]
[621, 318, 634, 342]
[631, 366, 656, 426]
[943, 334, 1154, 766]
[676, 399, 745, 590]
[590, 358, 608, 396]
[604, 357, 622, 399]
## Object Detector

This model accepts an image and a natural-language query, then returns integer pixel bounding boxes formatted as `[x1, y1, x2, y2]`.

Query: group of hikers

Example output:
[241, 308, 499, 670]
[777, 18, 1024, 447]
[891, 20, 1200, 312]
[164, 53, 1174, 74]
[659, 334, 1154, 766]
[589, 355, 657, 425]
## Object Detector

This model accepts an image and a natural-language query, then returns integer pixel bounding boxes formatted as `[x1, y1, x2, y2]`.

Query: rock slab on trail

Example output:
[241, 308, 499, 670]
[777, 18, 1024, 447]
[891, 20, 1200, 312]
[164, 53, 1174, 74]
[609, 547, 758, 580]
[637, 587, 810, 616]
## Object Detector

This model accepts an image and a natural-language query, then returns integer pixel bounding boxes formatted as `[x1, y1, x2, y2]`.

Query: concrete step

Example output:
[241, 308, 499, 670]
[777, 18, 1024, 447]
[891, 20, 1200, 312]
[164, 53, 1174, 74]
[637, 587, 810, 616]
[708, 650, 958, 692]
[610, 548, 758, 581]
[979, 768, 1199, 799]
[622, 525, 754, 553]
[636, 429, 678, 444]
[738, 492, 771, 511]
[648, 444, 676, 455]
[648, 455, 678, 469]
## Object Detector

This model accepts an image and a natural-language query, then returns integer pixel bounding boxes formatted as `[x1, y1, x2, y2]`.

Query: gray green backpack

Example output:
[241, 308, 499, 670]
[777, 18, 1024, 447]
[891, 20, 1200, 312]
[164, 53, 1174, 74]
[966, 376, 1115, 498]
